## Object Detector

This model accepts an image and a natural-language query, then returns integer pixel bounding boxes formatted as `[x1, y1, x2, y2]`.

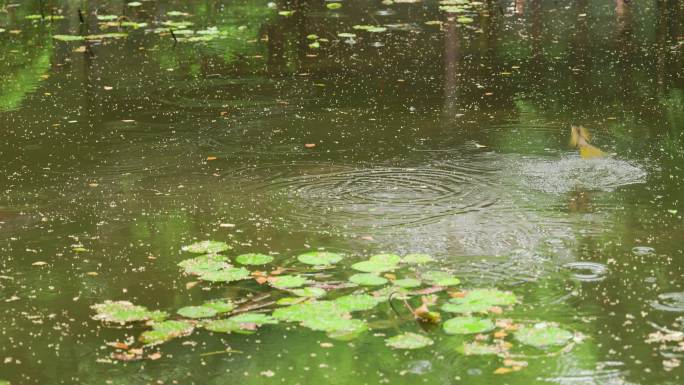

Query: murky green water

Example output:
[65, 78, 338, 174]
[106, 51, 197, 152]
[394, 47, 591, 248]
[1, 0, 683, 384]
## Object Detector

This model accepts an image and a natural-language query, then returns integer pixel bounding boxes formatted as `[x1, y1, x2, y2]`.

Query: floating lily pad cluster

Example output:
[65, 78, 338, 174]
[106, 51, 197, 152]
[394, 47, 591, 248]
[438, 0, 481, 24]
[91, 241, 579, 367]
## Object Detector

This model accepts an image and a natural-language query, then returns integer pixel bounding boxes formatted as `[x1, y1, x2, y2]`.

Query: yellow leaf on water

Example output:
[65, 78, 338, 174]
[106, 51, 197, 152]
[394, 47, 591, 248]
[494, 367, 513, 374]
[32, 261, 48, 266]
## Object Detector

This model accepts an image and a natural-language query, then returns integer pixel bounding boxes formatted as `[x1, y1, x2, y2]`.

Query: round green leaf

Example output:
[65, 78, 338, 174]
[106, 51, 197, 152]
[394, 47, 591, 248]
[302, 316, 366, 332]
[326, 2, 342, 10]
[198, 267, 250, 283]
[402, 254, 435, 264]
[334, 294, 381, 312]
[273, 301, 343, 322]
[514, 323, 573, 348]
[230, 312, 277, 325]
[441, 289, 517, 314]
[235, 253, 273, 265]
[393, 278, 422, 288]
[203, 300, 235, 314]
[297, 251, 343, 266]
[140, 320, 193, 345]
[182, 240, 230, 254]
[178, 306, 217, 319]
[386, 332, 434, 349]
[270, 275, 310, 289]
[292, 287, 327, 298]
[178, 254, 230, 275]
[421, 270, 461, 286]
[349, 273, 388, 286]
[443, 316, 494, 335]
[203, 319, 245, 334]
[92, 301, 167, 324]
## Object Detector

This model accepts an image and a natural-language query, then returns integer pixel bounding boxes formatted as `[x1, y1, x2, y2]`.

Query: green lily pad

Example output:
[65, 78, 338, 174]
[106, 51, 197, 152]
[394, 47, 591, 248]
[97, 15, 119, 21]
[26, 14, 65, 20]
[182, 240, 230, 254]
[127, 1, 142, 6]
[92, 301, 167, 324]
[326, 2, 342, 10]
[351, 254, 402, 272]
[298, 251, 343, 266]
[177, 306, 217, 319]
[353, 25, 388, 33]
[53, 35, 85, 42]
[441, 289, 517, 314]
[386, 332, 434, 349]
[273, 301, 342, 322]
[203, 319, 247, 333]
[292, 287, 327, 298]
[276, 297, 304, 305]
[235, 253, 273, 265]
[269, 275, 309, 289]
[334, 294, 381, 312]
[301, 316, 366, 332]
[393, 278, 422, 288]
[370, 254, 402, 264]
[443, 316, 494, 335]
[349, 273, 388, 286]
[203, 300, 234, 314]
[198, 267, 250, 283]
[457, 16, 474, 24]
[421, 270, 461, 286]
[178, 254, 230, 275]
[338, 32, 356, 38]
[167, 11, 189, 16]
[514, 323, 573, 348]
[326, 321, 368, 340]
[278, 10, 295, 16]
[402, 254, 435, 264]
[230, 312, 277, 325]
[140, 320, 193, 345]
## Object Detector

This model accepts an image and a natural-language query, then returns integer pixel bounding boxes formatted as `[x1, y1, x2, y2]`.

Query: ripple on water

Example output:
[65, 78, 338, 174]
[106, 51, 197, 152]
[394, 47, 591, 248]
[650, 292, 684, 313]
[519, 156, 647, 194]
[563, 262, 609, 282]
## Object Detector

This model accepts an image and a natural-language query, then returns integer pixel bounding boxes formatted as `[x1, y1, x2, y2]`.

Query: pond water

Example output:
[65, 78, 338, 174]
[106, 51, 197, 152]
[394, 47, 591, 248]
[0, 0, 683, 384]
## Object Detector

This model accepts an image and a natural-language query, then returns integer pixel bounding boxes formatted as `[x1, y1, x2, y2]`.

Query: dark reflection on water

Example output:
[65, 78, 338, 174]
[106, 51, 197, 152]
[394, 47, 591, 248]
[0, 0, 683, 384]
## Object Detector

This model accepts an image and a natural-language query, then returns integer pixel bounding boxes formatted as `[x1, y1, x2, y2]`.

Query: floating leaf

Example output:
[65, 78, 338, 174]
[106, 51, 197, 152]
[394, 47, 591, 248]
[326, 2, 342, 9]
[203, 299, 235, 313]
[26, 14, 65, 20]
[178, 254, 230, 275]
[92, 301, 167, 324]
[276, 297, 304, 305]
[349, 273, 388, 286]
[235, 253, 273, 265]
[127, 1, 142, 6]
[441, 289, 517, 314]
[96, 15, 119, 21]
[302, 316, 366, 332]
[403, 254, 435, 264]
[273, 301, 342, 322]
[278, 10, 295, 16]
[421, 270, 460, 286]
[53, 35, 85, 42]
[443, 316, 494, 335]
[182, 240, 230, 254]
[298, 251, 343, 265]
[386, 332, 434, 349]
[338, 32, 356, 38]
[393, 278, 422, 288]
[514, 323, 573, 348]
[203, 319, 251, 333]
[326, 321, 368, 340]
[269, 275, 309, 289]
[307, 34, 319, 40]
[334, 294, 381, 312]
[230, 312, 277, 325]
[177, 306, 217, 319]
[198, 267, 251, 283]
[457, 16, 474, 24]
[140, 320, 193, 345]
[167, 11, 190, 16]
[292, 287, 326, 298]
[352, 254, 401, 273]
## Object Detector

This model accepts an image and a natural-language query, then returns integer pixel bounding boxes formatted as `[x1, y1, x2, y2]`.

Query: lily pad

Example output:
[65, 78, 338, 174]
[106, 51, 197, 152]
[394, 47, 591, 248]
[235, 253, 273, 265]
[182, 240, 230, 254]
[297, 251, 343, 266]
[349, 273, 388, 286]
[514, 323, 573, 348]
[276, 297, 304, 305]
[326, 321, 368, 340]
[269, 275, 309, 289]
[292, 287, 327, 298]
[177, 306, 217, 319]
[338, 32, 357, 38]
[203, 319, 247, 333]
[273, 301, 342, 322]
[351, 254, 401, 273]
[457, 16, 474, 24]
[96, 15, 119, 21]
[421, 270, 461, 286]
[326, 2, 343, 10]
[441, 289, 517, 314]
[92, 301, 167, 324]
[230, 312, 277, 325]
[334, 294, 381, 312]
[140, 320, 193, 345]
[386, 332, 434, 349]
[402, 254, 435, 264]
[178, 254, 230, 275]
[53, 35, 85, 42]
[301, 316, 365, 333]
[393, 278, 422, 288]
[198, 267, 250, 283]
[203, 300, 235, 314]
[443, 316, 494, 335]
